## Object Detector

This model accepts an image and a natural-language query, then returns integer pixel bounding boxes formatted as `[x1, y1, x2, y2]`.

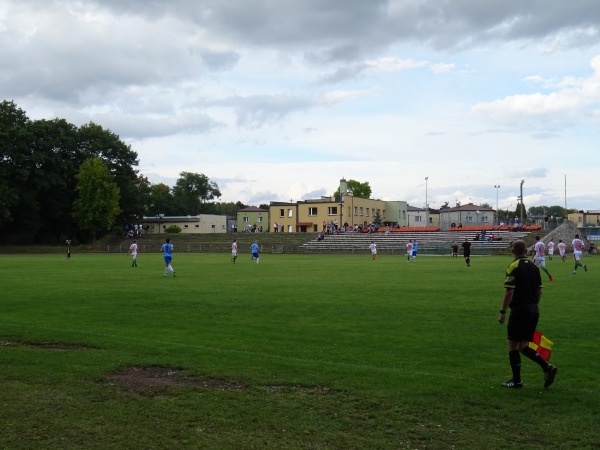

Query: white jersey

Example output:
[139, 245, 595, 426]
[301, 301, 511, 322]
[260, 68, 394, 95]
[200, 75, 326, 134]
[558, 242, 566, 255]
[572, 238, 584, 254]
[231, 242, 238, 256]
[406, 242, 413, 254]
[547, 241, 555, 254]
[533, 241, 546, 266]
[129, 243, 138, 256]
[369, 243, 377, 254]
[533, 241, 546, 257]
[572, 238, 584, 261]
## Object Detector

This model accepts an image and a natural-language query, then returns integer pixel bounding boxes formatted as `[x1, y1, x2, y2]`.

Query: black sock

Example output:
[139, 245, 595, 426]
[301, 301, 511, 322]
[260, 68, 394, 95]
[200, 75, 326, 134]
[509, 350, 521, 382]
[521, 346, 549, 371]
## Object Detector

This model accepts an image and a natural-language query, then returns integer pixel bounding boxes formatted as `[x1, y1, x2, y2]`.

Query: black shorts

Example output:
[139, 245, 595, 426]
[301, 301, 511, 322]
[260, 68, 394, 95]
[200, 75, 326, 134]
[507, 303, 539, 342]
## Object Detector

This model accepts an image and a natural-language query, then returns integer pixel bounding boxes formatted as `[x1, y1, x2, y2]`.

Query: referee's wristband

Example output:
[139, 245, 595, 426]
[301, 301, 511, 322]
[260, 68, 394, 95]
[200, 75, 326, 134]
[499, 310, 506, 314]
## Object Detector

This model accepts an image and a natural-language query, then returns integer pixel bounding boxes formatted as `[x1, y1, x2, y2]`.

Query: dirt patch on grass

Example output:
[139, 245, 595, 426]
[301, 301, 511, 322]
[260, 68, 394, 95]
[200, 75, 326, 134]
[1, 339, 95, 351]
[258, 385, 332, 395]
[105, 366, 245, 397]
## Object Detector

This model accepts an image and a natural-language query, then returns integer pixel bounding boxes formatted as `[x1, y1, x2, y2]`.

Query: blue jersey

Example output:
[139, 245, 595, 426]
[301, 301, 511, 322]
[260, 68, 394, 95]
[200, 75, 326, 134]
[412, 241, 418, 251]
[250, 243, 259, 253]
[161, 243, 173, 257]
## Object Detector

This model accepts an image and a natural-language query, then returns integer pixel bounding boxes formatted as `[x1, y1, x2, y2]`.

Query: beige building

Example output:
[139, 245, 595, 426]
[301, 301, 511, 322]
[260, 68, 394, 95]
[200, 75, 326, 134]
[142, 214, 228, 234]
[438, 203, 495, 230]
[568, 210, 600, 227]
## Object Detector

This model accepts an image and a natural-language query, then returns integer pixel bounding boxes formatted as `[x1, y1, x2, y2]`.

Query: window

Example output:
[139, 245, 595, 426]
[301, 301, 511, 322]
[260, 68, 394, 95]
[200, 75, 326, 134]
[308, 207, 318, 216]
[243, 216, 249, 223]
[328, 206, 337, 215]
[466, 215, 473, 223]
[366, 208, 370, 217]
[354, 206, 358, 216]
[359, 207, 363, 216]
[288, 209, 293, 218]
[257, 216, 264, 223]
[195, 224, 199, 228]
[279, 209, 285, 218]
[184, 224, 189, 228]
[415, 216, 422, 223]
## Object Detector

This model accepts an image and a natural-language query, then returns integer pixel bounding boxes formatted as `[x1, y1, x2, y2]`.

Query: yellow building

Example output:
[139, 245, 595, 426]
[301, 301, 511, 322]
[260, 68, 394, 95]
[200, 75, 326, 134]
[269, 202, 297, 233]
[268, 179, 408, 233]
[269, 196, 390, 233]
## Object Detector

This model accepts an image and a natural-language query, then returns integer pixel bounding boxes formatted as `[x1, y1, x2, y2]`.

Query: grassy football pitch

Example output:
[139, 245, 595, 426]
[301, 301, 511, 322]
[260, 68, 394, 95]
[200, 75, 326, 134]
[0, 252, 598, 449]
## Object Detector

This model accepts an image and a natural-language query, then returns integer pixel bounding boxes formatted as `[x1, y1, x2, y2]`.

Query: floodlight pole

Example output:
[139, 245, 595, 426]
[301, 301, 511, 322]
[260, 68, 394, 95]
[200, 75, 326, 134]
[519, 180, 525, 227]
[494, 185, 500, 225]
[425, 177, 429, 227]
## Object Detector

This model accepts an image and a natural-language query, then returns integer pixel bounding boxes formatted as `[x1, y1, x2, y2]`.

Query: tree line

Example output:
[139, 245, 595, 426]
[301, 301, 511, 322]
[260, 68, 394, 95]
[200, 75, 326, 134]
[0, 101, 243, 244]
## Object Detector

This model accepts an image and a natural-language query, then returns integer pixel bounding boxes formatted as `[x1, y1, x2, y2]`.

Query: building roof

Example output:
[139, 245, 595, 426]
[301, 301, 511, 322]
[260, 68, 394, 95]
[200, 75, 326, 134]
[269, 201, 295, 206]
[442, 203, 494, 212]
[238, 206, 268, 212]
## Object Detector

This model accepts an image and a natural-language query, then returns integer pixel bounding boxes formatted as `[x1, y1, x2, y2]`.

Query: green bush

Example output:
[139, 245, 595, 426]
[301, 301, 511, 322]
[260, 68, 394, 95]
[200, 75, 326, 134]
[164, 225, 182, 233]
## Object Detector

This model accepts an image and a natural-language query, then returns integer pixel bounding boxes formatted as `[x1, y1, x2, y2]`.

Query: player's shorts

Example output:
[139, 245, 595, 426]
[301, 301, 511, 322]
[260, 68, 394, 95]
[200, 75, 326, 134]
[412, 250, 417, 256]
[164, 256, 172, 265]
[232, 251, 237, 257]
[548, 249, 554, 255]
[507, 303, 539, 342]
[534, 256, 545, 267]
[573, 251, 582, 262]
[252, 251, 259, 259]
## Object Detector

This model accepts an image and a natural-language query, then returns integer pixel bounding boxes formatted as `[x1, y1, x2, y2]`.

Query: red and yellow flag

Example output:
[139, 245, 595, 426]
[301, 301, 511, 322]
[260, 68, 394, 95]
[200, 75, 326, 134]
[529, 330, 553, 361]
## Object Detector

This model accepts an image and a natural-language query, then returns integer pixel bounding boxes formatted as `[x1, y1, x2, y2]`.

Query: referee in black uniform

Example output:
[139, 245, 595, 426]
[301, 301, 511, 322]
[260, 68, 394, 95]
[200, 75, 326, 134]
[498, 240, 557, 389]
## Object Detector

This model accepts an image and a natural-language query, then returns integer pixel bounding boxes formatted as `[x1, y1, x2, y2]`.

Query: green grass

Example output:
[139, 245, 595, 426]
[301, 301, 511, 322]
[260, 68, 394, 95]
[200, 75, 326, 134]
[1, 252, 599, 449]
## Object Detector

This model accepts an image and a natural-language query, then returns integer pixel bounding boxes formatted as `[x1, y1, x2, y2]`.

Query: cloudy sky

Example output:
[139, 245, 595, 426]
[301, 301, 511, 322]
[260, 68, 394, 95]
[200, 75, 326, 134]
[2, 0, 600, 211]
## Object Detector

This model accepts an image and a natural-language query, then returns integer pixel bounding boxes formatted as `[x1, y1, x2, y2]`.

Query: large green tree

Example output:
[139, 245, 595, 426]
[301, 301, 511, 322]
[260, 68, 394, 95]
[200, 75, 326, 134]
[28, 118, 83, 241]
[78, 123, 142, 225]
[172, 172, 222, 215]
[146, 183, 181, 216]
[527, 205, 576, 220]
[334, 180, 372, 199]
[0, 102, 145, 243]
[72, 157, 121, 242]
[0, 101, 31, 232]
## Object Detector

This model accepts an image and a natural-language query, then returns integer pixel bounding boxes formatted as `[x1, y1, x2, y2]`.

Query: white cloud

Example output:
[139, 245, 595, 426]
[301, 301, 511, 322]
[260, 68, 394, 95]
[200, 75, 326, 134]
[2, 0, 600, 210]
[472, 54, 600, 129]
